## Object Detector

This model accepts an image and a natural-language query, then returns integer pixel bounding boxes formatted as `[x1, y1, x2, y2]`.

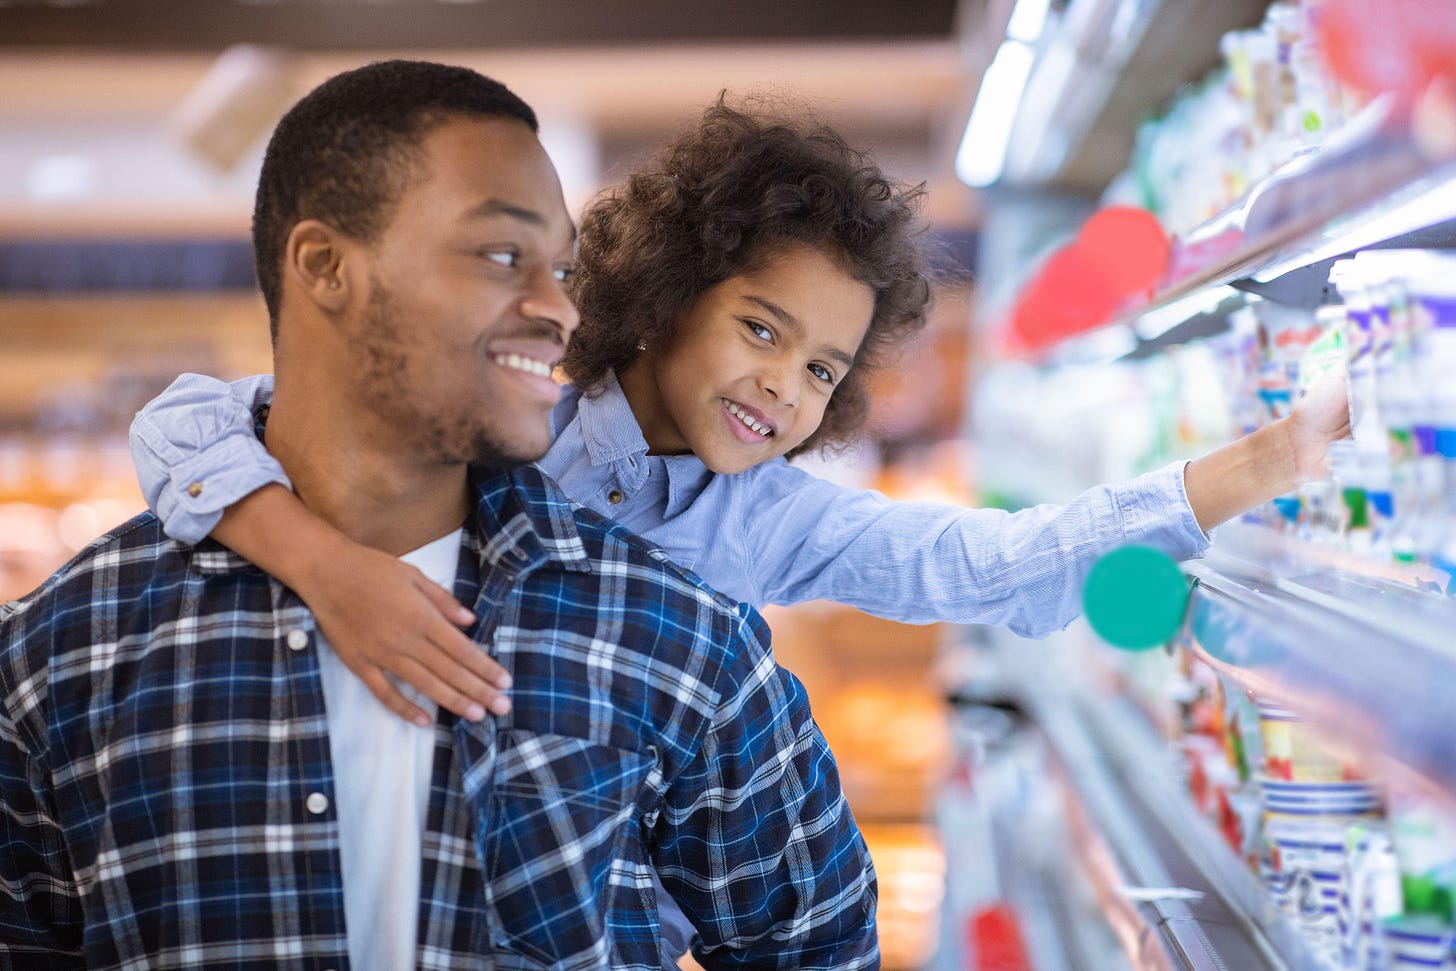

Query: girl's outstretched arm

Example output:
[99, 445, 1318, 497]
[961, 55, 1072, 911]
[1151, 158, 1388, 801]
[131, 373, 511, 726]
[737, 373, 1350, 636]
[1183, 370, 1351, 533]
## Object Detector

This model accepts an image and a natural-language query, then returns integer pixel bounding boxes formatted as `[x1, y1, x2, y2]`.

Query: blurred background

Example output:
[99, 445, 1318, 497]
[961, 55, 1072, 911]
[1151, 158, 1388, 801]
[7, 2, 1456, 969]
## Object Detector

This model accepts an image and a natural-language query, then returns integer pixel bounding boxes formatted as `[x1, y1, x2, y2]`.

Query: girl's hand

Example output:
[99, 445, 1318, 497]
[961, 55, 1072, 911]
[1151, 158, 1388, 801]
[303, 543, 511, 727]
[1186, 369, 1352, 534]
[1286, 370, 1353, 482]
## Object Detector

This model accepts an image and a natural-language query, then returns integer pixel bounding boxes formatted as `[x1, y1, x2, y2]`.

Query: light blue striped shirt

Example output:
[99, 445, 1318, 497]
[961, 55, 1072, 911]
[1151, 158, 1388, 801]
[131, 371, 1210, 639]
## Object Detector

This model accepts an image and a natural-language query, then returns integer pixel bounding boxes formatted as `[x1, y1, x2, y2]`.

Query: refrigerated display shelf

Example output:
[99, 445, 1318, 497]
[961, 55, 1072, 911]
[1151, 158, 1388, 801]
[1155, 100, 1455, 294]
[1179, 525, 1456, 804]
[984, 633, 1331, 971]
[1043, 96, 1456, 363]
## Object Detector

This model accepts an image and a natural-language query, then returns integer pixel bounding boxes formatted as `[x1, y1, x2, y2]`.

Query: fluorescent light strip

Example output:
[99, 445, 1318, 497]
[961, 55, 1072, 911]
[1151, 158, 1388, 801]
[1004, 37, 1077, 179]
[1006, 0, 1052, 43]
[955, 40, 1035, 188]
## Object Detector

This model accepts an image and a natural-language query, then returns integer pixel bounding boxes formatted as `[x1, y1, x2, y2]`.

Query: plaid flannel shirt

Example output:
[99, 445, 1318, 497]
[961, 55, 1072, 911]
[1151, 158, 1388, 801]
[1, 464, 877, 970]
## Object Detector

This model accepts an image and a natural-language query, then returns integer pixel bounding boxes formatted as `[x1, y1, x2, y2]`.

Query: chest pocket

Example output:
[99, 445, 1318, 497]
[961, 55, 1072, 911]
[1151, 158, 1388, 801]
[484, 730, 655, 968]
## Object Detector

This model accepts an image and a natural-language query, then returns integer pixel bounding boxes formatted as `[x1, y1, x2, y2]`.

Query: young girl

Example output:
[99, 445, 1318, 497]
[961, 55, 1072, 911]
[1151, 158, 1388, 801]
[134, 100, 1347, 732]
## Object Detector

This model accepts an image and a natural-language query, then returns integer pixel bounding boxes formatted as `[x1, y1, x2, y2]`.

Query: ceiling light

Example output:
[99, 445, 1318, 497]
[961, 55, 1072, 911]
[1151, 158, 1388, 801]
[1006, 0, 1052, 44]
[955, 41, 1035, 189]
[25, 154, 98, 204]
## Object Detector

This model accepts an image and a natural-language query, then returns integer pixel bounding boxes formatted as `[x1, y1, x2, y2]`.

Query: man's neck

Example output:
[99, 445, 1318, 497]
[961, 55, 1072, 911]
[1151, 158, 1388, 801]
[263, 381, 472, 557]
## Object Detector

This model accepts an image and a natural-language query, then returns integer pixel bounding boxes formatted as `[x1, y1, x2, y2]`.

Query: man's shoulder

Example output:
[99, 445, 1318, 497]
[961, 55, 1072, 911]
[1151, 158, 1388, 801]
[2, 511, 175, 643]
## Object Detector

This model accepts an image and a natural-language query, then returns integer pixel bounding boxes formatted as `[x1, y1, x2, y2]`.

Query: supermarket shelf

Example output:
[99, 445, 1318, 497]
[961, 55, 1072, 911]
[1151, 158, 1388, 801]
[1147, 99, 1456, 311]
[1180, 523, 1456, 797]
[1042, 99, 1456, 364]
[1003, 0, 1270, 193]
[985, 633, 1328, 971]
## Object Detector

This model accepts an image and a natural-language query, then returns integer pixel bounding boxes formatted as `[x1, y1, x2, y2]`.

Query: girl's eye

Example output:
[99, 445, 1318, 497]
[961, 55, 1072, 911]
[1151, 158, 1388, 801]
[485, 251, 519, 269]
[808, 363, 835, 384]
[553, 266, 576, 283]
[745, 320, 772, 341]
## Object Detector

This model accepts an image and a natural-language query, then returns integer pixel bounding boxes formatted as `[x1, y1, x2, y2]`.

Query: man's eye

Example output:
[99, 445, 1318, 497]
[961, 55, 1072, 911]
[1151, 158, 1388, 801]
[745, 320, 772, 341]
[485, 251, 519, 268]
[809, 363, 835, 384]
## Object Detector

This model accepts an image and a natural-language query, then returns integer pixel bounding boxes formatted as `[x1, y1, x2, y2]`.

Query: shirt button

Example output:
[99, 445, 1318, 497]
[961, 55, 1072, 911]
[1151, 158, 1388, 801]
[305, 792, 329, 815]
[608, 489, 625, 504]
[286, 629, 309, 651]
[187, 482, 204, 498]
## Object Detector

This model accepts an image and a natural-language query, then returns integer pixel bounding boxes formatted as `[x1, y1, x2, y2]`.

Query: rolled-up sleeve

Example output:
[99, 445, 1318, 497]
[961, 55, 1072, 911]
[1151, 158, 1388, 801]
[128, 373, 287, 544]
[656, 606, 878, 970]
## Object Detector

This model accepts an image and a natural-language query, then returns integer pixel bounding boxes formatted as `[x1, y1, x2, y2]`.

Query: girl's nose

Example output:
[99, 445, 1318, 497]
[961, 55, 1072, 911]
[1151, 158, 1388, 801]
[759, 359, 800, 406]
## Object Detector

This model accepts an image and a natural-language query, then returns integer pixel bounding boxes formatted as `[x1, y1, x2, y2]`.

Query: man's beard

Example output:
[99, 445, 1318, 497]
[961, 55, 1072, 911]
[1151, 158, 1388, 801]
[355, 279, 538, 474]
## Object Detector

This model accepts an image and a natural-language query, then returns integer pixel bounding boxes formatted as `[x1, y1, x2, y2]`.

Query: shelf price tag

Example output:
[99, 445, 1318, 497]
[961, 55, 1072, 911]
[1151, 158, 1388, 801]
[1082, 544, 1193, 651]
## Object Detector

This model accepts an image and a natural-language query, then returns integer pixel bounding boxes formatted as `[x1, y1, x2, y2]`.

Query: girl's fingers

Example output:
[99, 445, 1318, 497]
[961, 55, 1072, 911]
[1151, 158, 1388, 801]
[414, 575, 476, 627]
[395, 657, 505, 722]
[425, 614, 512, 690]
[355, 664, 435, 728]
[412, 624, 512, 717]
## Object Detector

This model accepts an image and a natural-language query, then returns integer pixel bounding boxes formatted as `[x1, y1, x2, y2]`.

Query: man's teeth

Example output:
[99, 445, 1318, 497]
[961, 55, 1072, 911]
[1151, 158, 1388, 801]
[494, 353, 553, 378]
[724, 400, 772, 437]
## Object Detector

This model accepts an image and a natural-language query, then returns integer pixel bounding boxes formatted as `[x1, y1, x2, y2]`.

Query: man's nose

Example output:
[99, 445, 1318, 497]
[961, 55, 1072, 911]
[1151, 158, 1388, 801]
[519, 268, 580, 342]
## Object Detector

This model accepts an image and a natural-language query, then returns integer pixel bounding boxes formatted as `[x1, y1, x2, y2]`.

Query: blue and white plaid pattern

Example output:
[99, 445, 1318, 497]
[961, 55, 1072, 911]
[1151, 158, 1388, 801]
[1, 465, 877, 970]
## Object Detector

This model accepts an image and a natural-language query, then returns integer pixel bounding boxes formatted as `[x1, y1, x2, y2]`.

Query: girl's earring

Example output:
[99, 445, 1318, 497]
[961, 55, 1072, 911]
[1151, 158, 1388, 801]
[637, 339, 647, 351]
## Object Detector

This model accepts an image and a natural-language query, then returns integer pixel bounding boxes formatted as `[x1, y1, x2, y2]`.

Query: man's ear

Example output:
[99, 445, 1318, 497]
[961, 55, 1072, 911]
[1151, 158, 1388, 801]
[283, 219, 354, 313]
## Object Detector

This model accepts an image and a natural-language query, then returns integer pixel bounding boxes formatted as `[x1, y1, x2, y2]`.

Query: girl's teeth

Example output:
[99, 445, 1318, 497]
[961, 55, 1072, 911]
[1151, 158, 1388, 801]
[723, 399, 771, 437]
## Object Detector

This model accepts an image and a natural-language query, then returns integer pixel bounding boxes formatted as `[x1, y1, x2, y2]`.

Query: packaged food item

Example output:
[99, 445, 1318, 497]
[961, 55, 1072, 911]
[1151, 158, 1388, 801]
[1257, 302, 1324, 530]
[1300, 306, 1350, 542]
[1354, 251, 1422, 563]
[1388, 787, 1456, 925]
[1405, 256, 1456, 587]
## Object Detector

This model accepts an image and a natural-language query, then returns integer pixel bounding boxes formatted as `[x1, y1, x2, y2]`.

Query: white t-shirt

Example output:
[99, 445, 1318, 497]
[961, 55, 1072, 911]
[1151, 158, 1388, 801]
[316, 528, 462, 971]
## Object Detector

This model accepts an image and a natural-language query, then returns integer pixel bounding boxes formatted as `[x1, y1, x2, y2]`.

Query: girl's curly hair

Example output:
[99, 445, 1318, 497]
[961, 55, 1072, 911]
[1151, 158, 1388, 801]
[563, 96, 933, 455]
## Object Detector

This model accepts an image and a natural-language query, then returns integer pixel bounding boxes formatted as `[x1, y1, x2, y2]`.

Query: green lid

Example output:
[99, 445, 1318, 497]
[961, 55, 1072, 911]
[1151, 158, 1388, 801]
[1083, 545, 1189, 651]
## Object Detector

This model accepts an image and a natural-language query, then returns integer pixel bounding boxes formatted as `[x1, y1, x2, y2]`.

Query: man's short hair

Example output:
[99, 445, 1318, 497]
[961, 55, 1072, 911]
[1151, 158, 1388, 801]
[252, 60, 538, 342]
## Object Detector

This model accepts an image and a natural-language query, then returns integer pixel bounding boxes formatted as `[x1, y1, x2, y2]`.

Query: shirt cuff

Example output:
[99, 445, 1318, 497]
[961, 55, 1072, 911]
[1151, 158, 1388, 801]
[152, 435, 291, 545]
[1113, 460, 1212, 562]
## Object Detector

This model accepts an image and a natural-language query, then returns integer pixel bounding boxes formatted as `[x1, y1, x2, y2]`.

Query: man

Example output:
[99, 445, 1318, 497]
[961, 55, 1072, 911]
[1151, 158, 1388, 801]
[0, 61, 877, 970]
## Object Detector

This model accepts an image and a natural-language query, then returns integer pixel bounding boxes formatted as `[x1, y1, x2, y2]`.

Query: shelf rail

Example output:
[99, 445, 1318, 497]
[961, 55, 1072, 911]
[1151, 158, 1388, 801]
[991, 636, 1330, 971]
[1180, 527, 1456, 798]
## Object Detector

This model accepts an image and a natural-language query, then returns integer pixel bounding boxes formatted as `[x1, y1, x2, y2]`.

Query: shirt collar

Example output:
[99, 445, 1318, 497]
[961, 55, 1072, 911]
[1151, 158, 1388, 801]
[465, 464, 592, 576]
[661, 454, 714, 518]
[578, 370, 650, 467]
[578, 370, 717, 516]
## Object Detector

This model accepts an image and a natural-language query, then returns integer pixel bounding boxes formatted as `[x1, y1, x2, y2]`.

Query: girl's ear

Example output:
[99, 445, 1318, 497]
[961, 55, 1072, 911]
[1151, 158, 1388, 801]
[284, 219, 353, 313]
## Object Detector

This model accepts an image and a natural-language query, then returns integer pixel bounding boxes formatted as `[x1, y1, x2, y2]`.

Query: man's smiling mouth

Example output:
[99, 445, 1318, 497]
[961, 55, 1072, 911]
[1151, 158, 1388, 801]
[492, 353, 554, 378]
